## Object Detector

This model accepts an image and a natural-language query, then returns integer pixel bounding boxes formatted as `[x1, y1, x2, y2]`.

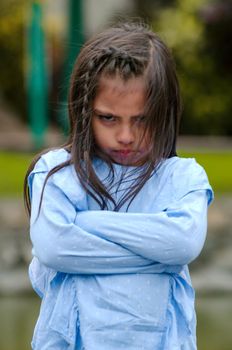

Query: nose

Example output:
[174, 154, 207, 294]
[116, 125, 135, 145]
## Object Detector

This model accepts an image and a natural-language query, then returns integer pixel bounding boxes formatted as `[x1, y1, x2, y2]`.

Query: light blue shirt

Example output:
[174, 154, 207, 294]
[28, 148, 213, 350]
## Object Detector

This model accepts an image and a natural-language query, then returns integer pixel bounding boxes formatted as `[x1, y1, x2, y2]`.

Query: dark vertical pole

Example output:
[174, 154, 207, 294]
[27, 1, 48, 149]
[59, 0, 84, 134]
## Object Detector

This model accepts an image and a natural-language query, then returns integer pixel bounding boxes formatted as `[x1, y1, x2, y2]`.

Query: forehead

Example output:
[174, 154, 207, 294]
[97, 74, 146, 94]
[94, 75, 146, 117]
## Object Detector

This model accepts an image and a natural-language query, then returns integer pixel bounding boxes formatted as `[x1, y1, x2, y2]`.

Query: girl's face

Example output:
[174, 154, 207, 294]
[92, 75, 150, 166]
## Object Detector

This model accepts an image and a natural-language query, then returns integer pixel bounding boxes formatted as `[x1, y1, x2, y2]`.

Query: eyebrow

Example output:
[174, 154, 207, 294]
[94, 109, 144, 119]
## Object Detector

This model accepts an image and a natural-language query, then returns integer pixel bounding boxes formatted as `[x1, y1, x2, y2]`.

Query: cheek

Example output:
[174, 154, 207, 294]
[137, 129, 151, 148]
[92, 122, 110, 149]
[93, 128, 102, 147]
[92, 120, 101, 142]
[145, 135, 153, 152]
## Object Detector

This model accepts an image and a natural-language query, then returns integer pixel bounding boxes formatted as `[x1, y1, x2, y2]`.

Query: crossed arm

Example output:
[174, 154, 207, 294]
[29, 170, 209, 275]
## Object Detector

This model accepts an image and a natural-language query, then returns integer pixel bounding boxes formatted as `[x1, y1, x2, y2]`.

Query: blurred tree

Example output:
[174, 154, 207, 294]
[137, 0, 232, 135]
[0, 0, 27, 120]
[134, 0, 176, 21]
[200, 0, 232, 134]
[201, 1, 232, 72]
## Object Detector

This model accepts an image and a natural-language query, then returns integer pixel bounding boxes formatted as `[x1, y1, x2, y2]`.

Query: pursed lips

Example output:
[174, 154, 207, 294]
[113, 150, 134, 156]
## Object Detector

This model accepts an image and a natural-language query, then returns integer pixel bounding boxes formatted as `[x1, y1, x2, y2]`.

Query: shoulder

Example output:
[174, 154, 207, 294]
[32, 148, 71, 173]
[169, 156, 206, 178]
[170, 156, 209, 186]
[28, 148, 86, 208]
[160, 156, 214, 205]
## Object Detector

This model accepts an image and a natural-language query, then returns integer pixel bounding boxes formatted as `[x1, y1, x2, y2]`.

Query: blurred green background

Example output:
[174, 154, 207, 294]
[0, 1, 231, 350]
[1, 0, 232, 137]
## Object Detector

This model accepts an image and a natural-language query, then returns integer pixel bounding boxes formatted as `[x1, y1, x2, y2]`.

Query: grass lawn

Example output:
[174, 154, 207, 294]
[0, 150, 231, 197]
[178, 151, 232, 194]
[0, 152, 35, 197]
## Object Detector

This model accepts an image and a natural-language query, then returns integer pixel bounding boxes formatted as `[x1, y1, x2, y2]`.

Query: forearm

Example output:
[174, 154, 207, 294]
[31, 216, 182, 274]
[75, 191, 209, 265]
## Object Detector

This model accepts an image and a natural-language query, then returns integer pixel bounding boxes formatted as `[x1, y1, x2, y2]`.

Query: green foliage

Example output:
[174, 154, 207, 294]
[0, 150, 231, 197]
[0, 0, 27, 119]
[153, 0, 232, 135]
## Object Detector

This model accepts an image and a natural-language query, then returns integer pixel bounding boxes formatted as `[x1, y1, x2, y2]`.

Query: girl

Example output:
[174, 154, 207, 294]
[24, 22, 213, 350]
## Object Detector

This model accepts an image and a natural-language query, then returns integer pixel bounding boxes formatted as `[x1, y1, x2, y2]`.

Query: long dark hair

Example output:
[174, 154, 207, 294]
[24, 21, 182, 216]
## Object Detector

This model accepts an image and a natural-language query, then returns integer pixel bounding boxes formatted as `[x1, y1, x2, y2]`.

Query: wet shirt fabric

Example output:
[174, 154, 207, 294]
[28, 149, 213, 350]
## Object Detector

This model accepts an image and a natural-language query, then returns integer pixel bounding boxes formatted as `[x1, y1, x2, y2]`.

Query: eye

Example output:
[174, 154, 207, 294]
[135, 116, 146, 124]
[97, 114, 116, 122]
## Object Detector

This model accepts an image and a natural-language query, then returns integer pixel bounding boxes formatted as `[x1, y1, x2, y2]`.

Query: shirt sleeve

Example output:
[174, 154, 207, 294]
[75, 160, 214, 266]
[76, 190, 208, 265]
[29, 154, 182, 274]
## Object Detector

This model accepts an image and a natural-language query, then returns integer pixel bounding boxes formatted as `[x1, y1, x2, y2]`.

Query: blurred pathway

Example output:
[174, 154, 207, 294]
[0, 106, 64, 151]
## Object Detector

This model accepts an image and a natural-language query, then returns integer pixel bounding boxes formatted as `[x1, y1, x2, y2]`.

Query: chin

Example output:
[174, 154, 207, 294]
[113, 155, 147, 167]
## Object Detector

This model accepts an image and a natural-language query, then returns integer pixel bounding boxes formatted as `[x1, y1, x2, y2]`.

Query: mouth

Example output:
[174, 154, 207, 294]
[109, 149, 147, 166]
[113, 150, 134, 157]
